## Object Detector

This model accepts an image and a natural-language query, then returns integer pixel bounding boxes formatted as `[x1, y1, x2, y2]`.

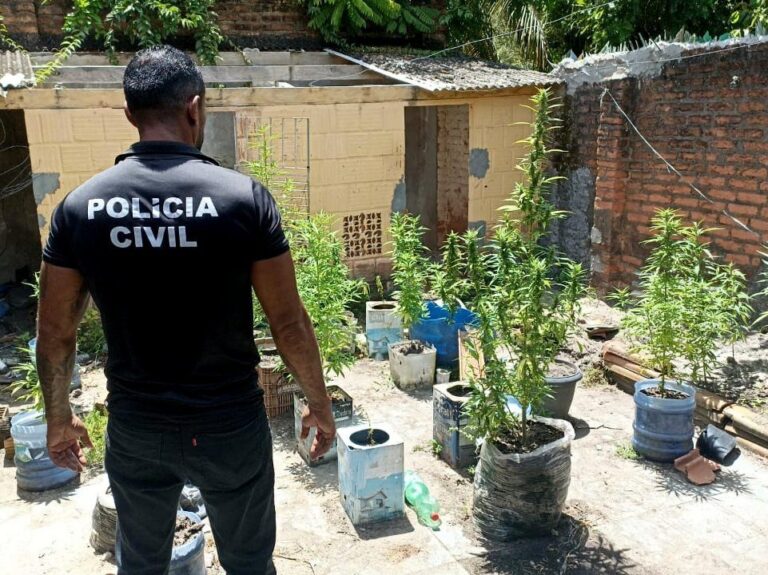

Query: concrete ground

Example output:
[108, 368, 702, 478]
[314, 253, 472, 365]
[2, 359, 768, 575]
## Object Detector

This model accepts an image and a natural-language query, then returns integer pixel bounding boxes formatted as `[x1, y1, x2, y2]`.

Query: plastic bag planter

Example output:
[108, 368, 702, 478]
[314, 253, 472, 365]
[294, 384, 354, 466]
[410, 301, 478, 369]
[540, 360, 583, 419]
[433, 382, 477, 469]
[473, 417, 575, 541]
[337, 424, 404, 526]
[116, 511, 205, 575]
[632, 379, 696, 462]
[388, 341, 436, 390]
[11, 410, 78, 492]
[365, 301, 403, 360]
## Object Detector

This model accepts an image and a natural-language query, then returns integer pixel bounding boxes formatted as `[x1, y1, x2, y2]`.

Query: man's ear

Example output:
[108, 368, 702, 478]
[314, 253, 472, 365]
[187, 95, 202, 127]
[124, 102, 138, 128]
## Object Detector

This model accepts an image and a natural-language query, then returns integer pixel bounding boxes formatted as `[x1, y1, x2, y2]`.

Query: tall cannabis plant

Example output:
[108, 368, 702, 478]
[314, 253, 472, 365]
[292, 213, 367, 377]
[613, 209, 751, 394]
[390, 212, 429, 332]
[463, 88, 585, 445]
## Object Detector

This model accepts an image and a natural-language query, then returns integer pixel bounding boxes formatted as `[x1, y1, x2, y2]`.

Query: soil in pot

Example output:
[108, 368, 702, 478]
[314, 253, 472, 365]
[546, 362, 578, 378]
[447, 384, 472, 397]
[641, 386, 689, 400]
[173, 515, 203, 547]
[494, 422, 565, 455]
[350, 428, 389, 447]
[372, 303, 396, 310]
[394, 341, 427, 355]
[329, 388, 347, 403]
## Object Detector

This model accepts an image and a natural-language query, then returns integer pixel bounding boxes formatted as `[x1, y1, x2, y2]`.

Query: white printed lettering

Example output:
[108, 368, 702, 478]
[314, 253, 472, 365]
[110, 226, 131, 248]
[87, 198, 105, 220]
[185, 197, 194, 217]
[132, 226, 144, 248]
[163, 198, 183, 218]
[151, 197, 160, 218]
[144, 227, 166, 248]
[131, 198, 150, 219]
[167, 226, 177, 247]
[106, 197, 130, 218]
[179, 226, 197, 247]
[195, 197, 219, 218]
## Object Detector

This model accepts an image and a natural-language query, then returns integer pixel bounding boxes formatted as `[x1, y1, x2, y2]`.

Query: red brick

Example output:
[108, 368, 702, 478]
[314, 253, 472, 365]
[736, 192, 766, 205]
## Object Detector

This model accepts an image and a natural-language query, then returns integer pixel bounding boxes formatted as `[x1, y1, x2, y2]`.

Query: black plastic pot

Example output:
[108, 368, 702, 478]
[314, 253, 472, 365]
[473, 417, 575, 540]
[541, 360, 583, 419]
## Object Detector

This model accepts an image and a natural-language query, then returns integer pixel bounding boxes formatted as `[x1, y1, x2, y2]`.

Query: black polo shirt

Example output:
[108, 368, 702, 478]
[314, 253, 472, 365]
[43, 141, 289, 419]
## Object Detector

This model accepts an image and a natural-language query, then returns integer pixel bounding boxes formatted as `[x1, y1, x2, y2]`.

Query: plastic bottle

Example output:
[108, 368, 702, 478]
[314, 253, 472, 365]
[404, 470, 442, 529]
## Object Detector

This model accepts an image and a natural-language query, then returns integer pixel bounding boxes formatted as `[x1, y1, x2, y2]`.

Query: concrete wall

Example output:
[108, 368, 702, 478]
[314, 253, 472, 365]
[21, 91, 535, 279]
[554, 39, 768, 293]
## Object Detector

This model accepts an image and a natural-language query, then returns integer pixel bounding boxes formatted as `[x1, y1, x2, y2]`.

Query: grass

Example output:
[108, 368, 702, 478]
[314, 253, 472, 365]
[582, 363, 611, 388]
[83, 408, 108, 467]
[614, 441, 642, 461]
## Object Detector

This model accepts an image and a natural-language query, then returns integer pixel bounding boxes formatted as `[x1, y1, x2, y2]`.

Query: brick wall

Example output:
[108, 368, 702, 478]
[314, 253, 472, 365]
[436, 105, 469, 247]
[565, 42, 768, 293]
[0, 0, 315, 50]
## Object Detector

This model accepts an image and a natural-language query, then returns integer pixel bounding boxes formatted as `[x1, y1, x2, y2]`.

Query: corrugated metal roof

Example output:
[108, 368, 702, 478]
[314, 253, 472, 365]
[0, 51, 35, 92]
[333, 51, 559, 92]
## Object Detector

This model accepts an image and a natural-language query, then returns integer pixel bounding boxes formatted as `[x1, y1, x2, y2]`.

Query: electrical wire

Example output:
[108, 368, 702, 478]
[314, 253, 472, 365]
[601, 87, 761, 241]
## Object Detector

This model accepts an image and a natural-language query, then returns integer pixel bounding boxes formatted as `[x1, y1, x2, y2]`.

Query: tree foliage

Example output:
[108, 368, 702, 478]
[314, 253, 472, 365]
[36, 0, 222, 82]
[389, 212, 430, 331]
[303, 0, 438, 44]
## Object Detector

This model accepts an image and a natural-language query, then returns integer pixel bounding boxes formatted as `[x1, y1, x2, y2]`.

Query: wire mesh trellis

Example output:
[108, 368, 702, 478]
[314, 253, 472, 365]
[237, 116, 310, 218]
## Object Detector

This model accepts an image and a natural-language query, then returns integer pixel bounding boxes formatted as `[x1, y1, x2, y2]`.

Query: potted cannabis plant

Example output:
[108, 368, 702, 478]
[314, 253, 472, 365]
[388, 212, 437, 389]
[613, 209, 751, 461]
[464, 89, 585, 540]
[412, 232, 478, 370]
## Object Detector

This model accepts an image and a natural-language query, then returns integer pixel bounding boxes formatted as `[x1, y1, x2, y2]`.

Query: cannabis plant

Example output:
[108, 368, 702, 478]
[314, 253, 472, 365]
[8, 350, 44, 413]
[431, 232, 468, 316]
[292, 213, 367, 377]
[390, 212, 430, 332]
[462, 88, 585, 446]
[613, 209, 751, 394]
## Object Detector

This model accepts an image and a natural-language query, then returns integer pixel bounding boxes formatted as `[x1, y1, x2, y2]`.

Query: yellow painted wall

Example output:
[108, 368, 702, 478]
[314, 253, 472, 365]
[26, 108, 138, 237]
[25, 91, 535, 271]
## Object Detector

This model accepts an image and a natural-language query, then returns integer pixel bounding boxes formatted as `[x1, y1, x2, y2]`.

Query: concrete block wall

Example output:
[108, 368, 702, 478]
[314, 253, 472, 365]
[467, 96, 534, 237]
[21, 91, 535, 282]
[25, 108, 138, 235]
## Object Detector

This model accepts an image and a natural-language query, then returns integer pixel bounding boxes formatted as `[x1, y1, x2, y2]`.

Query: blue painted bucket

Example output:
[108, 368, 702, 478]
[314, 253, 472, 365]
[410, 301, 477, 369]
[632, 379, 696, 462]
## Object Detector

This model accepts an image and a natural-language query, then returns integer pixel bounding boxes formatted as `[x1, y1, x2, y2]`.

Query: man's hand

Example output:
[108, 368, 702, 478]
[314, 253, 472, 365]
[300, 402, 336, 460]
[47, 414, 93, 473]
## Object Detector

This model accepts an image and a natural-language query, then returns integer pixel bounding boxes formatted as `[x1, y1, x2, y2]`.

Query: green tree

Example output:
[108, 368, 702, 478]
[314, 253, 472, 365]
[302, 0, 438, 44]
[37, 0, 223, 82]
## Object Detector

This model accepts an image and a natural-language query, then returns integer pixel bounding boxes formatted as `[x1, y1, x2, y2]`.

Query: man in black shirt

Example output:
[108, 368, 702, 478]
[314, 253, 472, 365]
[36, 45, 335, 575]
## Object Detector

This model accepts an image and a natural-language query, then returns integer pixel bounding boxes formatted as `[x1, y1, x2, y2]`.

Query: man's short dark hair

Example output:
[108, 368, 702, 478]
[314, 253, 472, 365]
[123, 45, 205, 114]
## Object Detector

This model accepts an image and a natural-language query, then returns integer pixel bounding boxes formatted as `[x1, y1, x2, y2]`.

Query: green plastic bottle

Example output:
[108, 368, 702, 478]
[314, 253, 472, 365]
[404, 470, 442, 529]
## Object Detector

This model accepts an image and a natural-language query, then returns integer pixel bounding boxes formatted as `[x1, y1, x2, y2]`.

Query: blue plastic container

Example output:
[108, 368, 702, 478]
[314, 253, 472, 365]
[116, 511, 205, 575]
[410, 301, 477, 369]
[632, 379, 696, 462]
[11, 411, 78, 492]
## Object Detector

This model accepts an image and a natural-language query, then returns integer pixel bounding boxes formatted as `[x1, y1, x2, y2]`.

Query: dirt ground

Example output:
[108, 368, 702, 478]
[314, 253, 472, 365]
[2, 354, 768, 575]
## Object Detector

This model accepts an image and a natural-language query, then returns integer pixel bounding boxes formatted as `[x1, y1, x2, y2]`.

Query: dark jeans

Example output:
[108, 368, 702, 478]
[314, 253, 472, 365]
[105, 402, 276, 575]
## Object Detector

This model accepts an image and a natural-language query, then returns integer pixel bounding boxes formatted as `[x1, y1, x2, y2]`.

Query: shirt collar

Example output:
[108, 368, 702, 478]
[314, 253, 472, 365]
[115, 141, 220, 166]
